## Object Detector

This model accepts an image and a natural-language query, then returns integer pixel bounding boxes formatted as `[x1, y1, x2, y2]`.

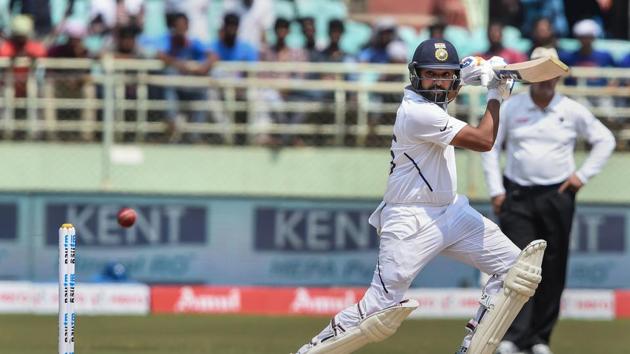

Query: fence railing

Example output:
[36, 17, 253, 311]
[1, 57, 629, 148]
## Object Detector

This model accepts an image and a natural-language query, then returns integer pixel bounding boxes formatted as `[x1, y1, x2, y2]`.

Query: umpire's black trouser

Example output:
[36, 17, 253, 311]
[500, 177, 575, 349]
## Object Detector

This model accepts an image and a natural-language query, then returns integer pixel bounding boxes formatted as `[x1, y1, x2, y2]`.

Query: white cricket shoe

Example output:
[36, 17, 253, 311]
[531, 344, 554, 354]
[292, 337, 317, 354]
[293, 343, 311, 354]
[496, 341, 519, 354]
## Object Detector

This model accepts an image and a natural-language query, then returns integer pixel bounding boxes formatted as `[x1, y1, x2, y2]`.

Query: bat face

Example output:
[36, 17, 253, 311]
[493, 57, 569, 83]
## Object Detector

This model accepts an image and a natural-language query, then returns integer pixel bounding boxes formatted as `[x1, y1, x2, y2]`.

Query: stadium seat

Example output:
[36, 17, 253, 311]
[397, 25, 419, 55]
[558, 38, 580, 53]
[596, 39, 630, 62]
[142, 0, 168, 37]
[84, 35, 105, 55]
[512, 39, 533, 54]
[417, 28, 430, 43]
[444, 25, 475, 57]
[275, 0, 296, 21]
[467, 27, 489, 56]
[49, 0, 90, 24]
[286, 21, 306, 49]
[0, 0, 8, 26]
[341, 20, 372, 55]
[292, 0, 348, 47]
[207, 0, 225, 43]
[321, 0, 348, 18]
[557, 38, 630, 63]
[502, 26, 521, 44]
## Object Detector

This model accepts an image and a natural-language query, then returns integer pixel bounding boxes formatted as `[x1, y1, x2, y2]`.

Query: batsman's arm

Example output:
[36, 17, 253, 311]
[451, 99, 501, 152]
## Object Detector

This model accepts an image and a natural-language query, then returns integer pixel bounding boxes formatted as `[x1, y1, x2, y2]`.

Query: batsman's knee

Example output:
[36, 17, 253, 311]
[504, 259, 543, 297]
[378, 262, 415, 293]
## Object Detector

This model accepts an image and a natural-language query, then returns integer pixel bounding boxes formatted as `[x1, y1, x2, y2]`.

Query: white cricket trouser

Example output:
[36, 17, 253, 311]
[314, 194, 521, 342]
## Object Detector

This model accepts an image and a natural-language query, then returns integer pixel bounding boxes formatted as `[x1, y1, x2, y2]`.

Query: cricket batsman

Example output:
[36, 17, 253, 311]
[293, 38, 548, 354]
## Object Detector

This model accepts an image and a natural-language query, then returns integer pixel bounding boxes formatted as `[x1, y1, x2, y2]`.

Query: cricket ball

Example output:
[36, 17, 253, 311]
[117, 207, 137, 228]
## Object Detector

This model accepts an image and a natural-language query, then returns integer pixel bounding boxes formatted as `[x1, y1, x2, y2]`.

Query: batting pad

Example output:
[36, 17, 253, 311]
[306, 299, 419, 354]
[467, 239, 547, 354]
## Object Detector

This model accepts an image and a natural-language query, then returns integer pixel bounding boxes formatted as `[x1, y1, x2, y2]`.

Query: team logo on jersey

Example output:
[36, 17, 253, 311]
[435, 48, 448, 61]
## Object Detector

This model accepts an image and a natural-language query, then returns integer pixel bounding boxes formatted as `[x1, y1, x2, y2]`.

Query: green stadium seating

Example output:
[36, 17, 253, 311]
[30, 0, 630, 65]
[444, 25, 476, 57]
[143, 0, 167, 38]
[340, 20, 372, 55]
[274, 0, 296, 20]
[286, 21, 306, 48]
[397, 25, 419, 58]
[558, 38, 630, 63]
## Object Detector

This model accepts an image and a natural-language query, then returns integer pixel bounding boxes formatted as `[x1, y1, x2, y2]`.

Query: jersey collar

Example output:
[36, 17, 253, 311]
[525, 89, 562, 113]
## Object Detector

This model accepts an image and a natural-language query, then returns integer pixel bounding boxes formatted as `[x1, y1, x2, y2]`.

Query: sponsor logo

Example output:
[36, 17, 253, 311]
[560, 291, 615, 319]
[174, 287, 241, 313]
[439, 119, 451, 132]
[255, 208, 378, 252]
[460, 57, 474, 68]
[111, 294, 146, 305]
[290, 288, 357, 314]
[496, 70, 522, 80]
[46, 204, 208, 246]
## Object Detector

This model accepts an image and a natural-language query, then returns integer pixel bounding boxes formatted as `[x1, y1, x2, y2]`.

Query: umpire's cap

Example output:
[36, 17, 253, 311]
[410, 38, 460, 70]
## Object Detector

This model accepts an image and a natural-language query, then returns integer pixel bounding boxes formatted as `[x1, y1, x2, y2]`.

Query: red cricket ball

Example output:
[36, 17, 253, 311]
[117, 207, 137, 228]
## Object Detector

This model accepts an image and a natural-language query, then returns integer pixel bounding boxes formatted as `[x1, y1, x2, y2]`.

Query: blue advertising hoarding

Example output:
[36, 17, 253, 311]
[0, 203, 17, 241]
[0, 193, 627, 288]
[45, 203, 207, 247]
[33, 195, 211, 283]
[255, 207, 379, 252]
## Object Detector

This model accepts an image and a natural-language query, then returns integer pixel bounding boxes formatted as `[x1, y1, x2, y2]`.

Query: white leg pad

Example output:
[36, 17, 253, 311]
[467, 240, 547, 354]
[305, 299, 418, 354]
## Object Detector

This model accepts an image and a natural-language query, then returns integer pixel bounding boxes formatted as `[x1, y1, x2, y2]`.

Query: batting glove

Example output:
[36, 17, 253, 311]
[460, 56, 495, 87]
[486, 56, 515, 103]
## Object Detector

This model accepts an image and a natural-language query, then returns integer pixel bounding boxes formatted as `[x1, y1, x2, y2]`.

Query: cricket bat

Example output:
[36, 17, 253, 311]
[493, 56, 569, 83]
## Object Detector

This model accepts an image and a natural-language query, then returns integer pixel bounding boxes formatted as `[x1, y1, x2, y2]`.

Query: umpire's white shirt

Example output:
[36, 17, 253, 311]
[481, 90, 616, 197]
[382, 88, 467, 205]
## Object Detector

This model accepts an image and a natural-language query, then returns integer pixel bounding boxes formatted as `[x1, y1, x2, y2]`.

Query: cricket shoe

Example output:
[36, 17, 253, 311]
[292, 337, 318, 354]
[531, 344, 553, 354]
[496, 341, 521, 354]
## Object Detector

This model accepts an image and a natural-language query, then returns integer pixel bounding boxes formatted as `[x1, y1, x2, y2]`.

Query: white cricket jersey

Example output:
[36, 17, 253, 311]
[382, 87, 467, 206]
[481, 90, 616, 197]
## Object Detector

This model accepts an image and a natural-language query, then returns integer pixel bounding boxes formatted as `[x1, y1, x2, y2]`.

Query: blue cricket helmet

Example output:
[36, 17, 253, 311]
[410, 38, 460, 70]
[408, 39, 461, 104]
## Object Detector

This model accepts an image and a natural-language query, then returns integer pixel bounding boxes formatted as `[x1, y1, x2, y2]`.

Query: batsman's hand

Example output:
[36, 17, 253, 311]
[460, 56, 495, 86]
[486, 56, 515, 103]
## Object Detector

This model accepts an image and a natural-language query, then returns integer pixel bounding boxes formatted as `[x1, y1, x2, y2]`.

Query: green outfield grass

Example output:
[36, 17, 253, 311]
[0, 314, 628, 354]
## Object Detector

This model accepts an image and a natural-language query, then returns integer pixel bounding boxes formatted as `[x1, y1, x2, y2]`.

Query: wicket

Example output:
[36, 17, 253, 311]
[59, 224, 76, 354]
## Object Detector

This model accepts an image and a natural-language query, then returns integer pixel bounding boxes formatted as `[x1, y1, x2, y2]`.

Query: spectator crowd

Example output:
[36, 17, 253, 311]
[0, 0, 629, 146]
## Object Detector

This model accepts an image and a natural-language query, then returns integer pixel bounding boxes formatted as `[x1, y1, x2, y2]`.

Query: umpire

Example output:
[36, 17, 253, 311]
[481, 47, 616, 354]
